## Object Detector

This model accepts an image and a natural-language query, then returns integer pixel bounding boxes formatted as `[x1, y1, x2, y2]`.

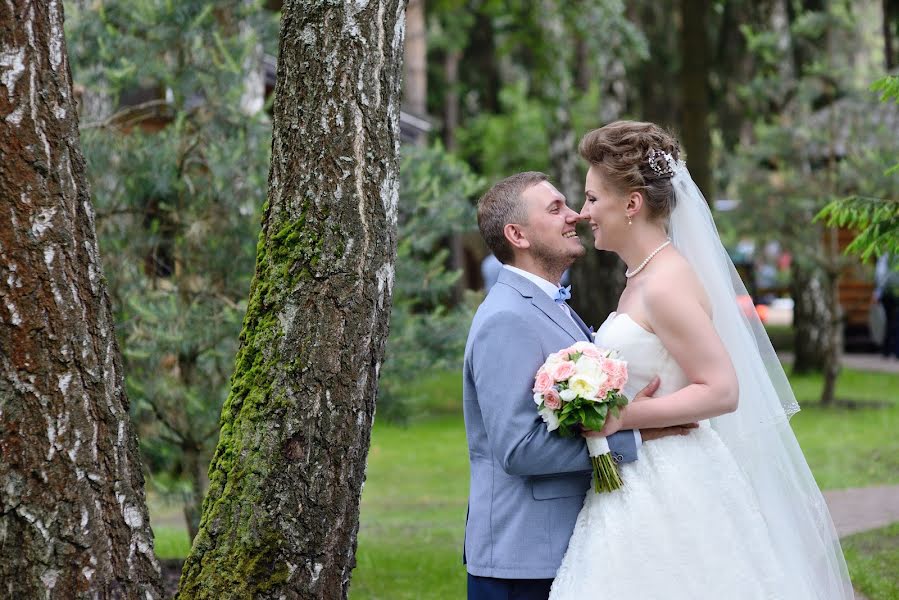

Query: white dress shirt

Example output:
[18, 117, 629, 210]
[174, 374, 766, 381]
[503, 265, 578, 324]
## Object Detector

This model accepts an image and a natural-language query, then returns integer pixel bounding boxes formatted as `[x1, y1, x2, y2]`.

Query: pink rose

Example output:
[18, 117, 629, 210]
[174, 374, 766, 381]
[579, 345, 601, 359]
[604, 360, 628, 390]
[595, 381, 612, 400]
[533, 370, 554, 393]
[550, 360, 576, 382]
[543, 388, 562, 410]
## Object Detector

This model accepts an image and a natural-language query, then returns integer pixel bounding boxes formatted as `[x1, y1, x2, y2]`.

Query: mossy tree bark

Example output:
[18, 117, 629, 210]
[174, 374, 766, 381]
[0, 1, 163, 597]
[176, 1, 405, 598]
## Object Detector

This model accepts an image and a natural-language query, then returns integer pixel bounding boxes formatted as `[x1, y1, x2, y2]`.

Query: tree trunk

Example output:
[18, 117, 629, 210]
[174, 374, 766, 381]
[790, 261, 831, 374]
[632, 0, 680, 128]
[443, 48, 461, 151]
[403, 0, 427, 119]
[886, 0, 899, 70]
[820, 264, 842, 407]
[568, 4, 626, 327]
[570, 250, 627, 327]
[0, 1, 163, 598]
[464, 11, 500, 113]
[680, 0, 712, 199]
[181, 441, 206, 545]
[176, 1, 404, 598]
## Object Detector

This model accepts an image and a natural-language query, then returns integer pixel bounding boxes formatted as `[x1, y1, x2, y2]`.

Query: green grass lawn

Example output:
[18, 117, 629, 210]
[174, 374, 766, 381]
[788, 368, 899, 490]
[843, 522, 899, 600]
[147, 367, 899, 598]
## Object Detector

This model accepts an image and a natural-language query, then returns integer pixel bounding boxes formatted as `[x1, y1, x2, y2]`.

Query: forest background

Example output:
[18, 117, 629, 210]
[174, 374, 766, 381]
[42, 0, 899, 597]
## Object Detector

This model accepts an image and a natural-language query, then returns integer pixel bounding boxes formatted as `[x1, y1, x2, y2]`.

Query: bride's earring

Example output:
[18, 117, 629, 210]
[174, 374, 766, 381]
[627, 213, 633, 226]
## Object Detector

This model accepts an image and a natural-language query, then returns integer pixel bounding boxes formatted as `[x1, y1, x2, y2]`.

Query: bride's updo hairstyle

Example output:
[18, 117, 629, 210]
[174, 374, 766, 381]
[578, 121, 681, 223]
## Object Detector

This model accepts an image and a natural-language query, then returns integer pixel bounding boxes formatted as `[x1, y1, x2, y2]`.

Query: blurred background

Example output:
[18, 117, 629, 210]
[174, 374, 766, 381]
[64, 0, 898, 597]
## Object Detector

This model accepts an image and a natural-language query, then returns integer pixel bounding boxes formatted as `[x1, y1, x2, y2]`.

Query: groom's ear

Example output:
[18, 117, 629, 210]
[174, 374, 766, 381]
[504, 223, 530, 251]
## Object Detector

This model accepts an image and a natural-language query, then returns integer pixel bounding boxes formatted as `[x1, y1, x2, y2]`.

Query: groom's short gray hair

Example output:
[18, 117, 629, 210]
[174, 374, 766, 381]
[478, 171, 547, 264]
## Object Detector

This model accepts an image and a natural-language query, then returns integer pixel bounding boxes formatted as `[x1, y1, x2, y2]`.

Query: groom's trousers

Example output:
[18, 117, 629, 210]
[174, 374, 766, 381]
[467, 573, 553, 600]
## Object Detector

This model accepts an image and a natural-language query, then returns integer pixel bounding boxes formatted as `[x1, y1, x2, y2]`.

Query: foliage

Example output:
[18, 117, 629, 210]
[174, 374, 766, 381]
[816, 76, 899, 260]
[65, 0, 276, 519]
[456, 82, 612, 182]
[842, 521, 899, 600]
[378, 144, 484, 421]
[817, 196, 899, 260]
[429, 0, 646, 182]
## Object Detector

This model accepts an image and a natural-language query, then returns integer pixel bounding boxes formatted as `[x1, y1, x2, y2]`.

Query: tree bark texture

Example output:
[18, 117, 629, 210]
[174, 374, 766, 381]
[790, 260, 840, 381]
[680, 0, 713, 200]
[176, 1, 404, 598]
[0, 1, 163, 598]
[886, 0, 899, 70]
[443, 48, 461, 151]
[632, 0, 681, 129]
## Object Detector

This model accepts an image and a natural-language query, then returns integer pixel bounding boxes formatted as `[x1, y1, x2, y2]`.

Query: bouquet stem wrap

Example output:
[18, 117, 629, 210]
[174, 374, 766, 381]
[586, 436, 622, 493]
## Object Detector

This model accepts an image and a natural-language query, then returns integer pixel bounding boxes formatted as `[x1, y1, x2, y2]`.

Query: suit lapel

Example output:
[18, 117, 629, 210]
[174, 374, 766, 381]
[568, 307, 594, 340]
[497, 269, 587, 343]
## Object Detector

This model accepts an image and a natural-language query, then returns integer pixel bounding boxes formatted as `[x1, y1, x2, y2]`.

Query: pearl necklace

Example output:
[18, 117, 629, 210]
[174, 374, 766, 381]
[625, 239, 671, 278]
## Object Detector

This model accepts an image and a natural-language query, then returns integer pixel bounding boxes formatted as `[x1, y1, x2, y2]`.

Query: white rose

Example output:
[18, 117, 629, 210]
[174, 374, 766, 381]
[568, 373, 600, 399]
[575, 356, 607, 385]
[533, 392, 544, 405]
[544, 352, 565, 369]
[560, 388, 578, 402]
[570, 341, 596, 354]
[539, 407, 561, 432]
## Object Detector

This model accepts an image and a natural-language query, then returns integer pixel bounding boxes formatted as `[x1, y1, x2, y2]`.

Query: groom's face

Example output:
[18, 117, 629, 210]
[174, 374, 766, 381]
[519, 181, 585, 268]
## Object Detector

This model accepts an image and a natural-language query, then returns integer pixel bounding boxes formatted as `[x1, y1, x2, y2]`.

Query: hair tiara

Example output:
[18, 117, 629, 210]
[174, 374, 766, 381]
[646, 148, 675, 178]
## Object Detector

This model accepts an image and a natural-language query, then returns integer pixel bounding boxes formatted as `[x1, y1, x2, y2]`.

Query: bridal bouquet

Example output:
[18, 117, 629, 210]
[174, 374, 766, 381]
[533, 341, 629, 493]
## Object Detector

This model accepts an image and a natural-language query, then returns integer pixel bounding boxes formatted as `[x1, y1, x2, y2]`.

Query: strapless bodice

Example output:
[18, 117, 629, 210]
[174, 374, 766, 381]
[594, 312, 689, 400]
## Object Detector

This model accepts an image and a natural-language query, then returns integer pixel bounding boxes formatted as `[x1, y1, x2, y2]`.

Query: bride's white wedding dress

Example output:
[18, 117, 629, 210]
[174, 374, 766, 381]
[550, 312, 793, 599]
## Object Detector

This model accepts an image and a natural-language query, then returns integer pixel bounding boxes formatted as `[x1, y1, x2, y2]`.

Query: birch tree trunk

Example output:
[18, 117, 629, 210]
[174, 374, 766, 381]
[176, 1, 405, 598]
[0, 1, 163, 598]
[790, 261, 829, 373]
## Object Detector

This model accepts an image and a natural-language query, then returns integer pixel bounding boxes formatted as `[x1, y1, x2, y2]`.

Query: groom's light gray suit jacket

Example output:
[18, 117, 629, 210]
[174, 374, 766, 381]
[463, 268, 638, 580]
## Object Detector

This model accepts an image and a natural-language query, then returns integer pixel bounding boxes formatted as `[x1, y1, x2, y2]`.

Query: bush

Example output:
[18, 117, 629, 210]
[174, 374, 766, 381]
[378, 144, 484, 421]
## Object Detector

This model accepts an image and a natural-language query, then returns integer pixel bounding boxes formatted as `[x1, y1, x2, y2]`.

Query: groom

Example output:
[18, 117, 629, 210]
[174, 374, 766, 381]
[463, 172, 692, 599]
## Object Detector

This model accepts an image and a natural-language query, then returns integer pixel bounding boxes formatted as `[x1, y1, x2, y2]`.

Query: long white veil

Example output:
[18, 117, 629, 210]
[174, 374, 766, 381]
[668, 160, 854, 599]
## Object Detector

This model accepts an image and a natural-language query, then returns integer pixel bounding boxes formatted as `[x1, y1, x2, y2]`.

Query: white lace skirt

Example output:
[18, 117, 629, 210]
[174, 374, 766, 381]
[550, 425, 794, 600]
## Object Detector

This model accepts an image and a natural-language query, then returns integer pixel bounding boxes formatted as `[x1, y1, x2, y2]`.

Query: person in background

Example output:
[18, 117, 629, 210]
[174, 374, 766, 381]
[480, 252, 503, 291]
[874, 253, 899, 358]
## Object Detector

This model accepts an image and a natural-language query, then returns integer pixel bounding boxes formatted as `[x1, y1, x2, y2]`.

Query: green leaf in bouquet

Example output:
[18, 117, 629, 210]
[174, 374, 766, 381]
[581, 411, 604, 431]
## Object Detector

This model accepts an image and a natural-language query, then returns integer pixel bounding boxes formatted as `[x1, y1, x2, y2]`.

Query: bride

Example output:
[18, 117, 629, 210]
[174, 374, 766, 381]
[549, 121, 853, 599]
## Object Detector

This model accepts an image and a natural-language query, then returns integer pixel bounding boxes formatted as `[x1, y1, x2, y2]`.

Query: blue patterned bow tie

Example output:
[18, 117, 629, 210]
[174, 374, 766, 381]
[554, 285, 571, 304]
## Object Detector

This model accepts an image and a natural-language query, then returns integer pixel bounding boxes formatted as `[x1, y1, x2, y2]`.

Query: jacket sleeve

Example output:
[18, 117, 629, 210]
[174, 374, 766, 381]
[470, 310, 638, 476]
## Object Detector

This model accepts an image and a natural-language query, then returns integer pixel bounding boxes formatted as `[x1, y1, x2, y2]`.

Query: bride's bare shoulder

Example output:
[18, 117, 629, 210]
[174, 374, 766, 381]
[643, 250, 712, 316]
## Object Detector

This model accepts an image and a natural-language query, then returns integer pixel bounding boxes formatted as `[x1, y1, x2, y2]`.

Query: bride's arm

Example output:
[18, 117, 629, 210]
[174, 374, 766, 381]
[604, 271, 738, 434]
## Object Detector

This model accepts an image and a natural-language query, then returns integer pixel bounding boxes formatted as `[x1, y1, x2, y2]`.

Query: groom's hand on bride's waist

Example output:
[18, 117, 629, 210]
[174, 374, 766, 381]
[640, 422, 699, 441]
[631, 375, 699, 441]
